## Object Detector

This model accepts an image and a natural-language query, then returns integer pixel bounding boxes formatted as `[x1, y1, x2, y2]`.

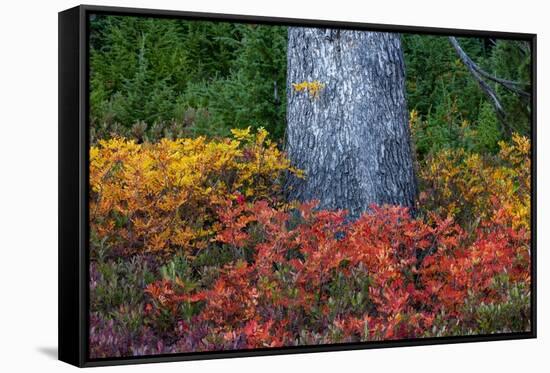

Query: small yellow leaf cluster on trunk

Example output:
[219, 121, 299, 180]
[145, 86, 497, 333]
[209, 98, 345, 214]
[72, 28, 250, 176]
[292, 80, 326, 99]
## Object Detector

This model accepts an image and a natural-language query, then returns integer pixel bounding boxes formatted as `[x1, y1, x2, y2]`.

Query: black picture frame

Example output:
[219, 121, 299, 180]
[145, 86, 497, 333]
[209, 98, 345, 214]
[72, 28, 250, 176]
[59, 4, 537, 367]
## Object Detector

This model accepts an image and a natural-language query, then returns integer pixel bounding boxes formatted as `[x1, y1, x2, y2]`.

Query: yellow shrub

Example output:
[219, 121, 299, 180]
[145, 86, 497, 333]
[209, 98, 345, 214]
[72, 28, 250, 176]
[90, 127, 300, 258]
[419, 134, 530, 231]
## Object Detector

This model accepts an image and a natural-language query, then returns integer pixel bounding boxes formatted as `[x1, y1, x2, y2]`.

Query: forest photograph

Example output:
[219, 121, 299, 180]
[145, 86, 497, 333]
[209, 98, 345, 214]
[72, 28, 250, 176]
[87, 14, 532, 358]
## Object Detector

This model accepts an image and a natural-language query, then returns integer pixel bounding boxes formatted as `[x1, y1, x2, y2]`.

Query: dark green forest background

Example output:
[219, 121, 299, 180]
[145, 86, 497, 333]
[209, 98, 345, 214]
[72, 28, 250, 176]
[89, 15, 531, 158]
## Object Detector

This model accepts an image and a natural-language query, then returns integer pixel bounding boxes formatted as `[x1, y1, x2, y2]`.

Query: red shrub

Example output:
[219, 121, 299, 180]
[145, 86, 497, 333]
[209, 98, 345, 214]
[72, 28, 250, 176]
[145, 199, 530, 348]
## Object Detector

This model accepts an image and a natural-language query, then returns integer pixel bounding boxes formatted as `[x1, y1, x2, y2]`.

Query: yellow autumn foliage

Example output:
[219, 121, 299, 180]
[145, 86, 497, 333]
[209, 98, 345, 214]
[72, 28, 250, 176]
[90, 127, 301, 257]
[292, 80, 326, 99]
[419, 133, 530, 231]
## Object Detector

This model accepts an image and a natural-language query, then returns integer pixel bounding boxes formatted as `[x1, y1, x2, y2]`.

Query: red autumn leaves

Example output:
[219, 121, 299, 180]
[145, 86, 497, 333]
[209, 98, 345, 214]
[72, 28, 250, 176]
[144, 200, 530, 347]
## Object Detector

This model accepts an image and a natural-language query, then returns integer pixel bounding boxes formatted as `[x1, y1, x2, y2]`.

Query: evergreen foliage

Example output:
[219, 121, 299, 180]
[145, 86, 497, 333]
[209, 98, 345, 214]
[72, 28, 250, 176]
[89, 16, 531, 154]
[402, 35, 531, 157]
[90, 15, 287, 140]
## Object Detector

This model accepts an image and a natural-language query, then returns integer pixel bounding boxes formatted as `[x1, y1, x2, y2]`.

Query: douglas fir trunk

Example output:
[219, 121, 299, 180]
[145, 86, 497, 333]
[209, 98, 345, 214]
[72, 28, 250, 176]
[286, 28, 417, 218]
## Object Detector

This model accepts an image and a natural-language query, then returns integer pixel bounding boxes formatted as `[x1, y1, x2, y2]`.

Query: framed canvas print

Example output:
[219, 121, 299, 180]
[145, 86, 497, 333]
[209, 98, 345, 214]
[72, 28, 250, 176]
[58, 4, 536, 367]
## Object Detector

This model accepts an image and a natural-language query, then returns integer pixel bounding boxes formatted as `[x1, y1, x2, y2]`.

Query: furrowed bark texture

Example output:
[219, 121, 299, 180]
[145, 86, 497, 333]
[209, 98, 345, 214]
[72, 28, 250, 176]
[286, 28, 417, 219]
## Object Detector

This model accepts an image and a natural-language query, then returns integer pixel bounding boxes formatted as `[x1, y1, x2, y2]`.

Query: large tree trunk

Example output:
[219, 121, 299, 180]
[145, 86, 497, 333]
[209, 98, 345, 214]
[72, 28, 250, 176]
[285, 28, 417, 219]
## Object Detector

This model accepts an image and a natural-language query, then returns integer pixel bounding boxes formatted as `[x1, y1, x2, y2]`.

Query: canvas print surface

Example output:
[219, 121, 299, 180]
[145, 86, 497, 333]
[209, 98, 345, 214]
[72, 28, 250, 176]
[88, 14, 532, 359]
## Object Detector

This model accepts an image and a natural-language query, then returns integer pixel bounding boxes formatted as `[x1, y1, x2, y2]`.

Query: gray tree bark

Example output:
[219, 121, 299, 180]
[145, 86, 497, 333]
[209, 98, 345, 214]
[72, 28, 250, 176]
[285, 28, 417, 219]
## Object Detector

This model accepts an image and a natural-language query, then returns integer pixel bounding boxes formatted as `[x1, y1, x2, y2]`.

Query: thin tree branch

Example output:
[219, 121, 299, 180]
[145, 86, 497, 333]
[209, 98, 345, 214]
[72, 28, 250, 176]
[476, 69, 530, 98]
[448, 36, 511, 136]
[449, 37, 530, 98]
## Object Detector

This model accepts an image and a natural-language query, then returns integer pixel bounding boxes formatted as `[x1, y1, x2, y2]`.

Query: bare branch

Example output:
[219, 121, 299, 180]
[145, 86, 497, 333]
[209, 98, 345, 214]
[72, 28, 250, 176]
[476, 69, 530, 98]
[449, 36, 510, 136]
[449, 37, 530, 98]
